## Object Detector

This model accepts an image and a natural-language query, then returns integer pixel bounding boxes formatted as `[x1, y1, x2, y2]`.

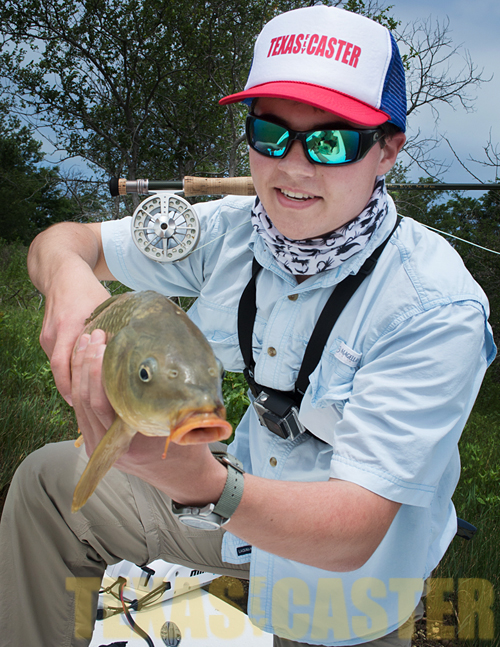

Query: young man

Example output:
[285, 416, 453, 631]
[0, 5, 495, 647]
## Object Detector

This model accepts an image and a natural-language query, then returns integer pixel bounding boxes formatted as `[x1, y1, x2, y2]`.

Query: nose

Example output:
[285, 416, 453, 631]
[277, 140, 315, 177]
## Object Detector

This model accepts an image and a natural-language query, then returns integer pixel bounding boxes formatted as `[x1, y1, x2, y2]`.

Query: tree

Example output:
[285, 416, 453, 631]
[395, 15, 487, 176]
[386, 166, 500, 367]
[1, 0, 488, 184]
[0, 106, 77, 244]
[0, 0, 298, 192]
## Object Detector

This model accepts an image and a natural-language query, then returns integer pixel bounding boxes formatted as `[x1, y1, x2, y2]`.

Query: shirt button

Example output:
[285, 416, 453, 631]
[267, 347, 277, 357]
[269, 457, 277, 467]
[288, 294, 299, 301]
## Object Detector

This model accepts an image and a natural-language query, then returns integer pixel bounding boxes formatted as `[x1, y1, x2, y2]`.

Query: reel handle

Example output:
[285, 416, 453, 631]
[109, 176, 256, 197]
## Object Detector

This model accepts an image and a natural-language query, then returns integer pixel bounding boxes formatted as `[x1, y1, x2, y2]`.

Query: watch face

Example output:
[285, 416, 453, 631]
[178, 514, 222, 530]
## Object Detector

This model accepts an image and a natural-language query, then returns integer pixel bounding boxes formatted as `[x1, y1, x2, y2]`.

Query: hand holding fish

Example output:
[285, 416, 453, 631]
[69, 291, 233, 513]
[27, 222, 113, 406]
[40, 282, 111, 406]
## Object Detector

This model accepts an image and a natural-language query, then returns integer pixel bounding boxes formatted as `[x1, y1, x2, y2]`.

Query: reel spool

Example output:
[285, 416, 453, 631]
[131, 192, 200, 263]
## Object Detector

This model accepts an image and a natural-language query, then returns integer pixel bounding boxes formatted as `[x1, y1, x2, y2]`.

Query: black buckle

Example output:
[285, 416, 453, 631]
[359, 256, 377, 275]
[253, 390, 307, 440]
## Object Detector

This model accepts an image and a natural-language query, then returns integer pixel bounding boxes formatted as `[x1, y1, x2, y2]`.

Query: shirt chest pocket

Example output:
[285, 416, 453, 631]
[190, 296, 243, 371]
[307, 338, 361, 414]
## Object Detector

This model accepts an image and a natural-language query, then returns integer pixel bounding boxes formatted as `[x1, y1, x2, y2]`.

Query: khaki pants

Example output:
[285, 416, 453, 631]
[0, 441, 422, 646]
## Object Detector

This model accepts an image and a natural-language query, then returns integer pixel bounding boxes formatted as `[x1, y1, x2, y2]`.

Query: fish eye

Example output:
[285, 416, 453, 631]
[138, 358, 158, 383]
[209, 358, 225, 380]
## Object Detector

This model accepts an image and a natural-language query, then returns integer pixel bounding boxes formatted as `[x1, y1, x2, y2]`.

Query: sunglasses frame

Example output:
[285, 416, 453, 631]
[246, 113, 385, 166]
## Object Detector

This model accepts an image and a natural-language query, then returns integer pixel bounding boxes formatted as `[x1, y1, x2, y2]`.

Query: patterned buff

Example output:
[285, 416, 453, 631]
[251, 176, 389, 276]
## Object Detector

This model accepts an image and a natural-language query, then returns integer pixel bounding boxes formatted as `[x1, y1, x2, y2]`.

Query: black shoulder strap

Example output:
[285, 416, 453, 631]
[238, 216, 402, 402]
[238, 257, 261, 386]
[295, 215, 402, 396]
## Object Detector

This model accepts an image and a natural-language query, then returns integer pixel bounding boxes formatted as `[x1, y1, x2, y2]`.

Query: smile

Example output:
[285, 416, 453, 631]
[280, 188, 317, 201]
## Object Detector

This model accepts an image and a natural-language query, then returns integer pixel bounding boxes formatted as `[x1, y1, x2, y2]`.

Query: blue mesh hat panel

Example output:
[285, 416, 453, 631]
[380, 32, 407, 132]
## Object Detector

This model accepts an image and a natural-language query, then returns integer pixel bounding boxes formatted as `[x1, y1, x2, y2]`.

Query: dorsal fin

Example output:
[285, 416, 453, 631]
[84, 294, 122, 325]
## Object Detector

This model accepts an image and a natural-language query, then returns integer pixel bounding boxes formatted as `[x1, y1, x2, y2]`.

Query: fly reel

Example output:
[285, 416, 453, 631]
[131, 192, 200, 263]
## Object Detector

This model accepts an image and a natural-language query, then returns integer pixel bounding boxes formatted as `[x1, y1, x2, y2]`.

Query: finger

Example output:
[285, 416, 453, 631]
[49, 333, 78, 406]
[86, 330, 115, 430]
[71, 334, 96, 453]
[71, 333, 90, 404]
[72, 333, 108, 455]
[73, 330, 114, 457]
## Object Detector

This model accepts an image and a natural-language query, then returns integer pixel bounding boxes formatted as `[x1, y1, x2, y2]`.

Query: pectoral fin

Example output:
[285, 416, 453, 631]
[72, 419, 137, 513]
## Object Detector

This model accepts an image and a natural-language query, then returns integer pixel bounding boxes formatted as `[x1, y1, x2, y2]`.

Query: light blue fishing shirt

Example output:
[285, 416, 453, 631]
[101, 194, 496, 645]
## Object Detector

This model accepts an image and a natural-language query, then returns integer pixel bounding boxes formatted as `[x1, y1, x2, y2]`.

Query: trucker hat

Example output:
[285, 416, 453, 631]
[219, 5, 407, 132]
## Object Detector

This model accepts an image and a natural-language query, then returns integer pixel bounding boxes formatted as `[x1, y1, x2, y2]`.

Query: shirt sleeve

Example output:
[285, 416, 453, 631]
[313, 302, 491, 506]
[100, 199, 227, 297]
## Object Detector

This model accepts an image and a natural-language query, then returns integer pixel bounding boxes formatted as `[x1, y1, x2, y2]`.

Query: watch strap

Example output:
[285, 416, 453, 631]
[212, 453, 245, 520]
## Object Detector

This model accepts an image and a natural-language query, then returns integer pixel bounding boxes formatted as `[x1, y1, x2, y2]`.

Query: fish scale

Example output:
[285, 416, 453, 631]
[83, 291, 179, 336]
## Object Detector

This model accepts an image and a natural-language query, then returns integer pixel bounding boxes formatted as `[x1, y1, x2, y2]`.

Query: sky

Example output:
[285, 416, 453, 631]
[389, 0, 500, 185]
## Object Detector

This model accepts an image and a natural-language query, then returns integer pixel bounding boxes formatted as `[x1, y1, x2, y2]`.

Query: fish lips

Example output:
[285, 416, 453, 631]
[170, 410, 233, 445]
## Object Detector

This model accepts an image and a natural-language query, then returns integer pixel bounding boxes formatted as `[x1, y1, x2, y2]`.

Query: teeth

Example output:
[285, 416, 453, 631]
[281, 189, 314, 200]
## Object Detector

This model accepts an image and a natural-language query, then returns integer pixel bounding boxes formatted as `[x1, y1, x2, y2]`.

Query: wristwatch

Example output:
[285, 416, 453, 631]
[171, 452, 245, 530]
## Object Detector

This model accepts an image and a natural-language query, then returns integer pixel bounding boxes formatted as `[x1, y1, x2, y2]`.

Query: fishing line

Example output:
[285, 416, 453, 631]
[421, 224, 500, 256]
[192, 217, 500, 258]
[189, 218, 252, 255]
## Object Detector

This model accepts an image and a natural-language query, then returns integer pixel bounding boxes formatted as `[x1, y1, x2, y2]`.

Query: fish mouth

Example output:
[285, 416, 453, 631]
[170, 412, 233, 446]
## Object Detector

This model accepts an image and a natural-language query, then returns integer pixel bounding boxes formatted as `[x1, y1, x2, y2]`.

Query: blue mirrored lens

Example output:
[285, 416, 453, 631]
[251, 119, 289, 157]
[306, 130, 360, 164]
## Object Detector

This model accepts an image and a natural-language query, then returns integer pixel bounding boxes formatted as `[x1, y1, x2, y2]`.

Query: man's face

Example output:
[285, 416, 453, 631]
[249, 98, 405, 240]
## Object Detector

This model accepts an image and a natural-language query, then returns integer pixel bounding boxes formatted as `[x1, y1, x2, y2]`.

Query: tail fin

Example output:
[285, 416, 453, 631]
[72, 419, 136, 513]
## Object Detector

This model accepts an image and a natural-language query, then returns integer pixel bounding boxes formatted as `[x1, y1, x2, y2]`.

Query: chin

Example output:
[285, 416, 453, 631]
[273, 224, 306, 240]
[273, 220, 328, 241]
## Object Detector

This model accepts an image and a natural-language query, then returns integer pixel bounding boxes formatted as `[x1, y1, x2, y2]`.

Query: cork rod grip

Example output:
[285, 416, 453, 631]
[184, 176, 256, 197]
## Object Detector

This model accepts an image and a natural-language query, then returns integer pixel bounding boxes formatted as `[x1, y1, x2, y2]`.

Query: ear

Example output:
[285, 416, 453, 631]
[377, 131, 406, 176]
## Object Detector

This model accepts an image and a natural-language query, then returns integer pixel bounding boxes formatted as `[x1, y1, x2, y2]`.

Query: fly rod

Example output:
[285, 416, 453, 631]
[110, 176, 500, 198]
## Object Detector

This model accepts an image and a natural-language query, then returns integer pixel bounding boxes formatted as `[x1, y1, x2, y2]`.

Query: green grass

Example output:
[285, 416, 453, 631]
[0, 306, 77, 504]
[426, 379, 500, 646]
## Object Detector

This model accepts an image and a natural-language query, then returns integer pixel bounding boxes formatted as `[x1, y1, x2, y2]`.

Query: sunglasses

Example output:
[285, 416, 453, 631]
[246, 114, 384, 166]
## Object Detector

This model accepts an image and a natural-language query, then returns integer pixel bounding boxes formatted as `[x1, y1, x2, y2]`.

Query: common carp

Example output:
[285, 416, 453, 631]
[71, 290, 232, 513]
